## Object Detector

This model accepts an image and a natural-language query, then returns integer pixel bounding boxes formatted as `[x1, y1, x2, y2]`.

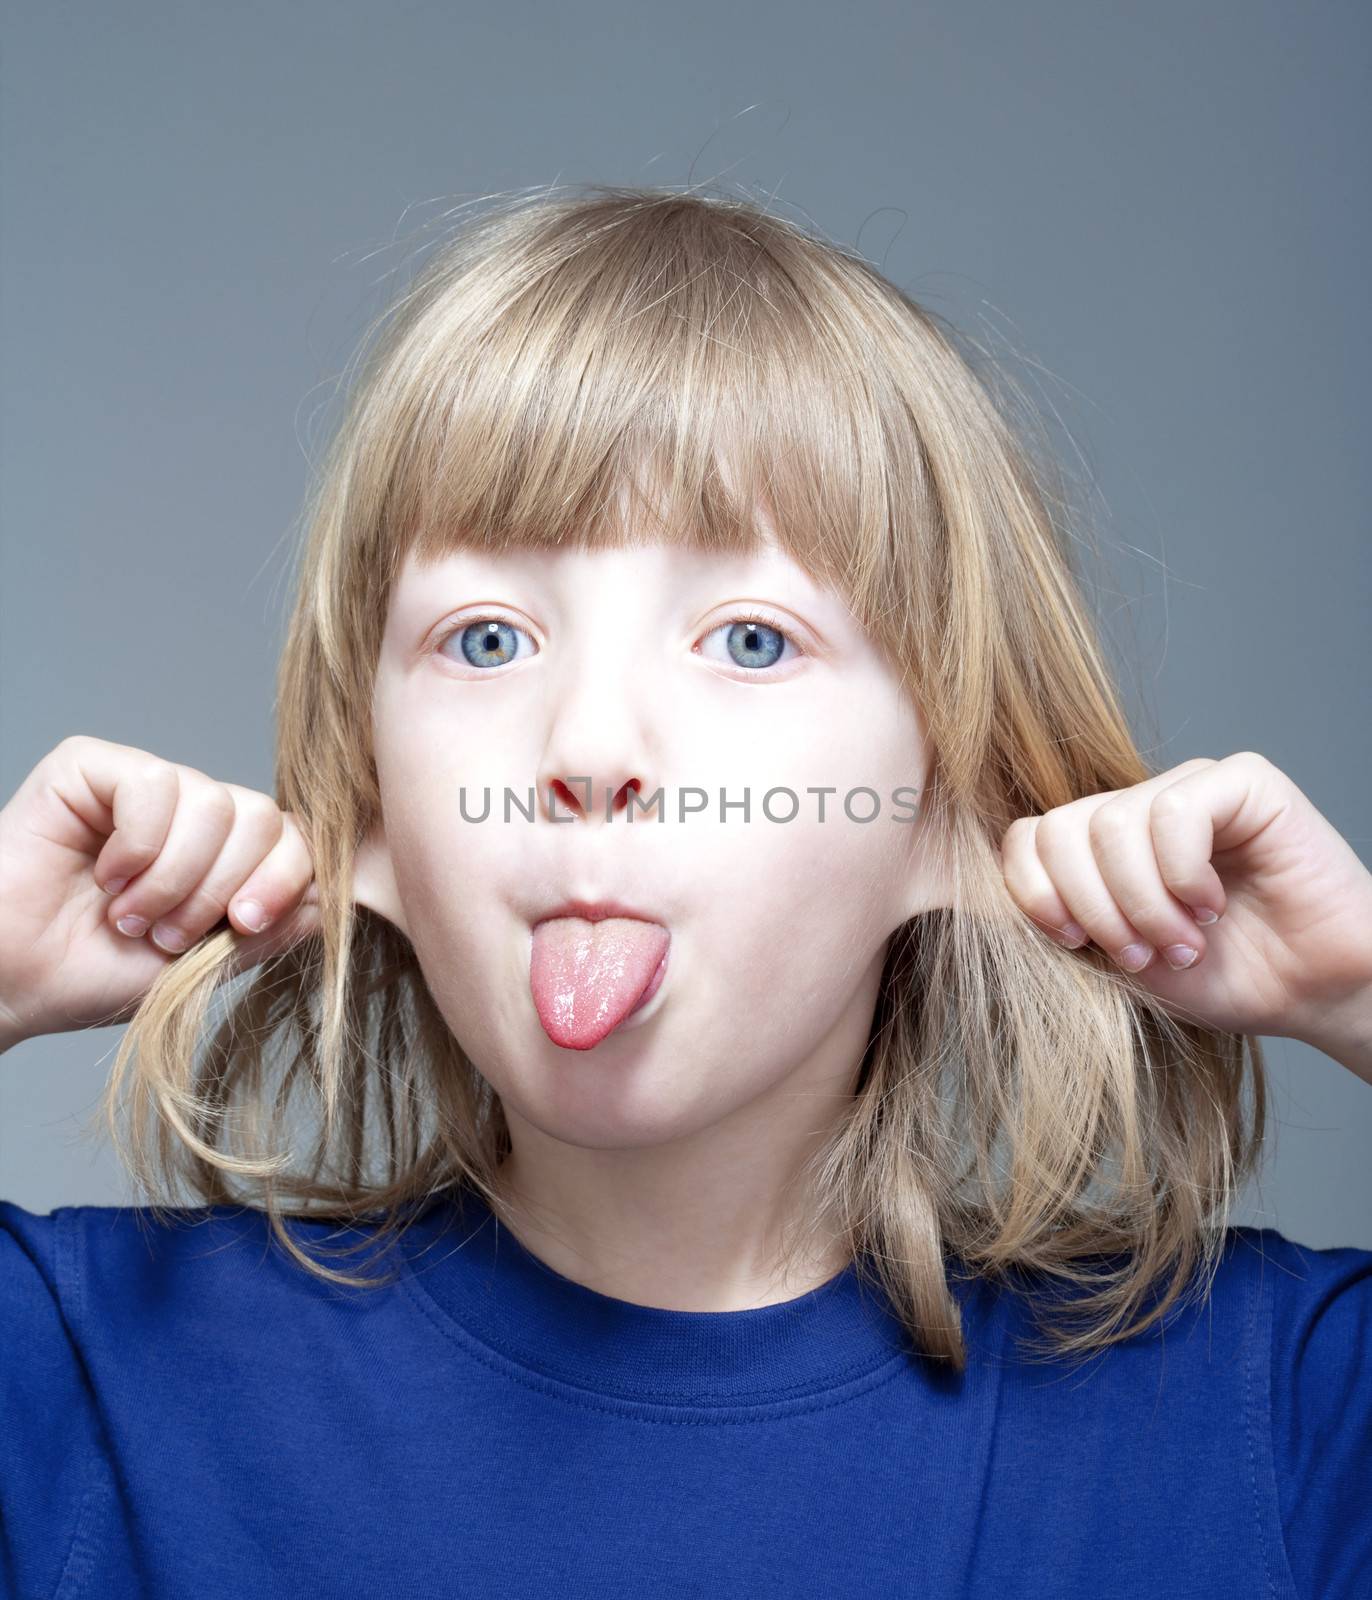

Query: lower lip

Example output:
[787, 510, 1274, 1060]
[613, 943, 670, 1033]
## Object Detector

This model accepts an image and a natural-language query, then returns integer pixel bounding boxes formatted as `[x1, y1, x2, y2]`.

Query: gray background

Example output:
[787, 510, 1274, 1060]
[2, 2, 1368, 1246]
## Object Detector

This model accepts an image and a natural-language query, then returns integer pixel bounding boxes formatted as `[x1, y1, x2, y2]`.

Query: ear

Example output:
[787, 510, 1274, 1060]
[894, 781, 956, 919]
[351, 817, 410, 936]
[899, 835, 956, 918]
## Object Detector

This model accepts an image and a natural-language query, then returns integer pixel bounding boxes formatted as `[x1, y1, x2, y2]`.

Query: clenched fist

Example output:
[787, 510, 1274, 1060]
[0, 736, 321, 1051]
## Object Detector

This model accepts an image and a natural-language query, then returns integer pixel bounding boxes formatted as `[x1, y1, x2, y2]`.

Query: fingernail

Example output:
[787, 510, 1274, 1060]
[1164, 944, 1200, 970]
[232, 899, 269, 933]
[103, 877, 129, 897]
[1117, 943, 1154, 972]
[150, 923, 189, 954]
[1189, 906, 1219, 925]
[1058, 922, 1088, 946]
[116, 914, 149, 937]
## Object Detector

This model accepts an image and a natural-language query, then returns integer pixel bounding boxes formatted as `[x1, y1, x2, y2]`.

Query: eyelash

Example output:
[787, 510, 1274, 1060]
[433, 608, 805, 672]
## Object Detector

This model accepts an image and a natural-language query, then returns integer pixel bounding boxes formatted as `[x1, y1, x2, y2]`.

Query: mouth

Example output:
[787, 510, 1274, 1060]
[531, 896, 666, 929]
[527, 899, 672, 1050]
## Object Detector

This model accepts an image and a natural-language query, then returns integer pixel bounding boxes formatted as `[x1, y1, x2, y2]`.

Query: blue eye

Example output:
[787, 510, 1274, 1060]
[436, 609, 802, 675]
[698, 614, 800, 673]
[443, 617, 536, 669]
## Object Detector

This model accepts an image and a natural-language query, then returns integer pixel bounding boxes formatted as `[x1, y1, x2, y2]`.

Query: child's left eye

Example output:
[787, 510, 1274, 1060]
[695, 614, 802, 673]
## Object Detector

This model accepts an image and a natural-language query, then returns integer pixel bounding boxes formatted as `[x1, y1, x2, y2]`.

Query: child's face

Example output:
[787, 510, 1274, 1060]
[355, 532, 948, 1143]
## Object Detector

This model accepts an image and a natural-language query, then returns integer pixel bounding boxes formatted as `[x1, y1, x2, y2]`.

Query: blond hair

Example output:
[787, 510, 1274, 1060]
[96, 184, 1266, 1370]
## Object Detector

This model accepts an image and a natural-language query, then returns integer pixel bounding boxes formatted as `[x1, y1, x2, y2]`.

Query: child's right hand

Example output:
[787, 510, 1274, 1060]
[0, 736, 321, 1052]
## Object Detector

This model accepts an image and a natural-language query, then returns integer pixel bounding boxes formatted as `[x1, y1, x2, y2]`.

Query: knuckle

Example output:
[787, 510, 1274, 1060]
[199, 783, 238, 828]
[188, 884, 232, 925]
[280, 819, 314, 874]
[137, 759, 181, 805]
[1075, 893, 1119, 929]
[1150, 786, 1191, 820]
[116, 862, 170, 903]
[239, 794, 285, 843]
[158, 884, 229, 935]
[1033, 810, 1068, 849]
[1087, 802, 1131, 844]
[278, 809, 309, 848]
[239, 786, 280, 819]
[116, 834, 164, 866]
[1118, 896, 1161, 931]
[115, 832, 167, 870]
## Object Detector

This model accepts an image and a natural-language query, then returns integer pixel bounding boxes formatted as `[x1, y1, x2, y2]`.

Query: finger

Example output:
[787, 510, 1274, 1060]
[1001, 758, 1228, 970]
[141, 788, 285, 954]
[997, 764, 1215, 960]
[999, 759, 1216, 937]
[66, 740, 182, 895]
[103, 772, 236, 944]
[1000, 816, 1088, 947]
[224, 812, 317, 937]
[223, 889, 323, 979]
[1083, 792, 1212, 970]
[1033, 806, 1160, 972]
[1145, 755, 1285, 920]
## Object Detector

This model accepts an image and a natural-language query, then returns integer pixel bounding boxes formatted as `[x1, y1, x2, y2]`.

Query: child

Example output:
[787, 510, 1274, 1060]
[1, 185, 1369, 1598]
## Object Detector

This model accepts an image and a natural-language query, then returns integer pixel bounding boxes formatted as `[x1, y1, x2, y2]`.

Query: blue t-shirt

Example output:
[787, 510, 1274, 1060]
[1, 1184, 1368, 1598]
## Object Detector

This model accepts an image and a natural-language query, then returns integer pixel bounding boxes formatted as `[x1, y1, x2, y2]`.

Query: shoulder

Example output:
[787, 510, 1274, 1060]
[1, 1195, 404, 1334]
[3, 1195, 284, 1292]
[1230, 1221, 1372, 1600]
[1246, 1219, 1372, 1303]
[1227, 1220, 1372, 1426]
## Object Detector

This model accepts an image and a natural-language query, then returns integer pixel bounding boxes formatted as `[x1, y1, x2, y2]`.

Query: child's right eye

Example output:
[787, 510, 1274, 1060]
[437, 617, 539, 671]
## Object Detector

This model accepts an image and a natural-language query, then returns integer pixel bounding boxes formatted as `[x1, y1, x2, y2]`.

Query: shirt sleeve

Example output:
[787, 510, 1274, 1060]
[1263, 1224, 1372, 1599]
[0, 1200, 106, 1600]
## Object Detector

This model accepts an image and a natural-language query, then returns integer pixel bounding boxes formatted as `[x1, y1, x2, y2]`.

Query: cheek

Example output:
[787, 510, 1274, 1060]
[379, 700, 537, 797]
[387, 826, 530, 1078]
[693, 803, 907, 992]
[638, 804, 901, 1098]
[371, 691, 540, 925]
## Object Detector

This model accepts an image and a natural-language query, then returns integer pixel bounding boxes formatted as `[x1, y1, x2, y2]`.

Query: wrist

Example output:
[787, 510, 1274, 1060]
[0, 997, 35, 1056]
[1290, 987, 1372, 1088]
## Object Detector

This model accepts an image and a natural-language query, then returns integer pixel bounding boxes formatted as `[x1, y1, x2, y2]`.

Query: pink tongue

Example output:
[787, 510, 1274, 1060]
[530, 917, 670, 1050]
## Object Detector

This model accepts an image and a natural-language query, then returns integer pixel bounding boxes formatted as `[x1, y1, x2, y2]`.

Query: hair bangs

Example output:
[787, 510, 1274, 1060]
[364, 191, 906, 629]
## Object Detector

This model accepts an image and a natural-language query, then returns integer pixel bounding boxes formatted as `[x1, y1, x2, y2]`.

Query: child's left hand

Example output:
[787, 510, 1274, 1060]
[999, 751, 1372, 1085]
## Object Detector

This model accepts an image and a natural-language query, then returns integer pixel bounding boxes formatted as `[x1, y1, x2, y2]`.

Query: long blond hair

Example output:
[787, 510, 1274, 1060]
[96, 184, 1266, 1370]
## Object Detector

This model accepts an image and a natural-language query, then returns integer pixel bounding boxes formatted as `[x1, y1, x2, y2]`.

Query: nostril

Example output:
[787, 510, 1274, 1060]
[614, 778, 642, 814]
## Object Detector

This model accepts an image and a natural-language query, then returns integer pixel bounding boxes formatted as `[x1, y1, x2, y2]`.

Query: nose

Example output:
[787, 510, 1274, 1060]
[535, 648, 658, 826]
